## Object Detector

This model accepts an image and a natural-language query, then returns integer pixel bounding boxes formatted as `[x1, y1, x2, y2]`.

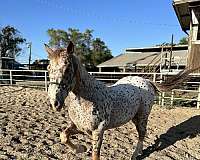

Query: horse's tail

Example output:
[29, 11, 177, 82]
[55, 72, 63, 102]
[150, 67, 200, 93]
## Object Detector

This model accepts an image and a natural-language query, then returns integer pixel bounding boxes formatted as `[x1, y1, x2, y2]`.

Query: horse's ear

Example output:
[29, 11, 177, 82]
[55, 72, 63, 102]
[67, 41, 74, 55]
[44, 44, 54, 58]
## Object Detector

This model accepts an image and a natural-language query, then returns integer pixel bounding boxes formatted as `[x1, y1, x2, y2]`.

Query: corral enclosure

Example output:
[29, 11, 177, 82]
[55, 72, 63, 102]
[1, 0, 200, 159]
[1, 69, 200, 108]
[0, 86, 200, 159]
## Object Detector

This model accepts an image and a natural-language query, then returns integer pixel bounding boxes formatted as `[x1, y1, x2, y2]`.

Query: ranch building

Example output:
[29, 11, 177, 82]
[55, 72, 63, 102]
[97, 45, 188, 73]
[173, 0, 200, 72]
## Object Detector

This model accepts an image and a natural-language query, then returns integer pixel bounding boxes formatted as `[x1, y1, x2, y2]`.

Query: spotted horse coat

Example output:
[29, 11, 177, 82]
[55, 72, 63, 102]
[45, 41, 194, 160]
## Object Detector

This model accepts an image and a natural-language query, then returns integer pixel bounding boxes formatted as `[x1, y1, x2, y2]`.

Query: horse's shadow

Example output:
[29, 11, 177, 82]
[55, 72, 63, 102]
[137, 115, 200, 159]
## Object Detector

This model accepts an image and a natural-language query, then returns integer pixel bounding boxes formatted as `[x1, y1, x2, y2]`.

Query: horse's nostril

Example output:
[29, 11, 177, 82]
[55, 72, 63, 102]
[54, 101, 59, 107]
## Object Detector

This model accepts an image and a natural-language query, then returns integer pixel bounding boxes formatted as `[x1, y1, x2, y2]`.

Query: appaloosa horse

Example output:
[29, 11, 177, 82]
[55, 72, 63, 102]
[45, 41, 195, 160]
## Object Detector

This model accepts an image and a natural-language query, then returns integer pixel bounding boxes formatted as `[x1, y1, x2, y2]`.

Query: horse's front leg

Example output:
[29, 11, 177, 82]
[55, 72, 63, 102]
[92, 121, 106, 160]
[60, 122, 87, 153]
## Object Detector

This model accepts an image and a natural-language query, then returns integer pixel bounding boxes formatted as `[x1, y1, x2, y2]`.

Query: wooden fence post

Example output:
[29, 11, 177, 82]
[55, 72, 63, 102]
[153, 73, 156, 82]
[45, 71, 48, 92]
[10, 70, 12, 85]
[171, 90, 174, 106]
[158, 73, 163, 106]
[158, 92, 161, 105]
[161, 92, 165, 107]
[197, 85, 200, 109]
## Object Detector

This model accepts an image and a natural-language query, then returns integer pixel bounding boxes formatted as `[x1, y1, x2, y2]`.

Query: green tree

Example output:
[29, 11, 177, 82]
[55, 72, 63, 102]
[0, 25, 26, 57]
[178, 37, 188, 45]
[91, 38, 113, 66]
[47, 29, 69, 47]
[46, 28, 113, 68]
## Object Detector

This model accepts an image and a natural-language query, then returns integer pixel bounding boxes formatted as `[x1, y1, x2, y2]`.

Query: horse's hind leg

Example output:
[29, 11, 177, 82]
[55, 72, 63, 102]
[60, 122, 87, 153]
[131, 112, 148, 159]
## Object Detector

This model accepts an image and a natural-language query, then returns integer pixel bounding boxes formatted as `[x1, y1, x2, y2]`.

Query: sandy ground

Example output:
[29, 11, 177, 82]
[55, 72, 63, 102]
[0, 86, 200, 160]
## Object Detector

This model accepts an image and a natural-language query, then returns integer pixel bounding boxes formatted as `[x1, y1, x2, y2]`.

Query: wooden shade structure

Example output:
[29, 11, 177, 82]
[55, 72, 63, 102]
[173, 0, 200, 72]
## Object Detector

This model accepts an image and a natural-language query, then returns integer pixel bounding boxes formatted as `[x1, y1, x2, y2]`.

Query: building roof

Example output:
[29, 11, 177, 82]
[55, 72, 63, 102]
[97, 49, 188, 68]
[173, 0, 200, 32]
[173, 0, 200, 5]
[126, 45, 188, 52]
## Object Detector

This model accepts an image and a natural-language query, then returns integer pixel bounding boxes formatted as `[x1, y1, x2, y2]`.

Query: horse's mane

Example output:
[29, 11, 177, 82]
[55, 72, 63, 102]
[72, 54, 85, 73]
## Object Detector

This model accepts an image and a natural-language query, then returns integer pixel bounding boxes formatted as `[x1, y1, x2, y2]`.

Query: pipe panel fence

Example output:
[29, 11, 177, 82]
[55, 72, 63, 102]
[0, 69, 200, 108]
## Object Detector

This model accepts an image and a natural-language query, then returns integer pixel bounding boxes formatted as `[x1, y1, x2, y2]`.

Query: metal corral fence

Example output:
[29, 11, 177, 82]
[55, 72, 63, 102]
[0, 69, 48, 91]
[0, 69, 200, 109]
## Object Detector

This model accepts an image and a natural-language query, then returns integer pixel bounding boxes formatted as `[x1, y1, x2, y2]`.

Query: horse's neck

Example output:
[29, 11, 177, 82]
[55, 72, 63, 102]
[75, 65, 107, 100]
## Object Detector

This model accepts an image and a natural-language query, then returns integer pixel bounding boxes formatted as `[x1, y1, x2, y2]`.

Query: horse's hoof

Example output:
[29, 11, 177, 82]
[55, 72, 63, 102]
[131, 152, 142, 160]
[60, 132, 67, 144]
[131, 157, 136, 160]
[75, 145, 87, 153]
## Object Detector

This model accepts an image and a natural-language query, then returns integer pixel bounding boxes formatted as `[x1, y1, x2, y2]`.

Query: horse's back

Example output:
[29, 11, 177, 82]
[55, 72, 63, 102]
[114, 76, 155, 109]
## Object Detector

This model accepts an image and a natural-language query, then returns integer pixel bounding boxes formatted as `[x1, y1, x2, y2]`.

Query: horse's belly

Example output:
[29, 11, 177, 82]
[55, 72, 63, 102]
[108, 98, 141, 129]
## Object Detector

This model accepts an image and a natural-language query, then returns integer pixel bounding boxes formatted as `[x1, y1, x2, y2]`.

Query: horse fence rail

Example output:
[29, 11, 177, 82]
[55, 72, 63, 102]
[0, 69, 49, 91]
[0, 69, 200, 109]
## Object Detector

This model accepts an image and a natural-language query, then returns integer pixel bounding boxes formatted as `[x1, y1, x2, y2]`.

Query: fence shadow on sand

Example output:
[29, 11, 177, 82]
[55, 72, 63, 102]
[136, 115, 200, 159]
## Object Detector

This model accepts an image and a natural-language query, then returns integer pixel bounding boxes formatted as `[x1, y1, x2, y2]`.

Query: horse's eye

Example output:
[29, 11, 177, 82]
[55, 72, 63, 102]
[62, 84, 67, 89]
[65, 67, 70, 72]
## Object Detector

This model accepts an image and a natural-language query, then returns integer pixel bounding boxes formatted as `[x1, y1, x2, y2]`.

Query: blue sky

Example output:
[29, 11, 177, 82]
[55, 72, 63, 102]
[0, 0, 186, 63]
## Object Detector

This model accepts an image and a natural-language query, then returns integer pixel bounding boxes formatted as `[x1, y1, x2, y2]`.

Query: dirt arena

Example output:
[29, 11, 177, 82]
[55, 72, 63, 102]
[0, 86, 200, 160]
